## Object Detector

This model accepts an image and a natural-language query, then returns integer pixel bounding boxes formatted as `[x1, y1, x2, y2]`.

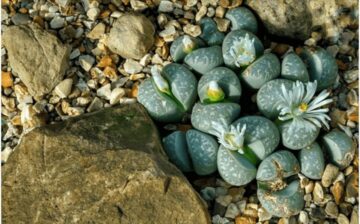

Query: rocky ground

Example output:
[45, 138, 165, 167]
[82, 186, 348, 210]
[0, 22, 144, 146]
[1, 0, 359, 223]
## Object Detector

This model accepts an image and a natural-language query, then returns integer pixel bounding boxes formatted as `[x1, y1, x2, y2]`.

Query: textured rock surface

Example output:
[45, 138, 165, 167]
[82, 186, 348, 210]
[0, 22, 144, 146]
[2, 104, 210, 224]
[106, 13, 155, 60]
[2, 23, 70, 96]
[245, 0, 340, 40]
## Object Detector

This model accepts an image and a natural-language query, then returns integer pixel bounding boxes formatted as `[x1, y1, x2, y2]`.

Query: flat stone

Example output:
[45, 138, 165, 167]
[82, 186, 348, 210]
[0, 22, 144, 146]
[322, 164, 340, 187]
[79, 55, 95, 72]
[123, 59, 143, 74]
[2, 104, 210, 224]
[325, 201, 339, 218]
[50, 16, 65, 29]
[331, 181, 345, 205]
[106, 13, 154, 60]
[337, 213, 350, 224]
[87, 22, 105, 39]
[54, 78, 73, 98]
[158, 0, 174, 12]
[2, 24, 70, 97]
[11, 13, 30, 25]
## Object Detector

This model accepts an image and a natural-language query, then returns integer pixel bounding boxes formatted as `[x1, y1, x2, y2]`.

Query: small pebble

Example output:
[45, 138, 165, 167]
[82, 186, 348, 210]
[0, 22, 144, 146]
[258, 207, 272, 222]
[322, 164, 340, 187]
[109, 88, 125, 105]
[96, 83, 111, 100]
[54, 78, 73, 99]
[158, 0, 174, 13]
[195, 6, 207, 22]
[183, 24, 201, 37]
[298, 211, 309, 224]
[331, 181, 345, 205]
[313, 182, 325, 204]
[200, 187, 216, 201]
[224, 203, 240, 219]
[123, 59, 143, 74]
[79, 55, 95, 72]
[87, 97, 103, 112]
[87, 7, 100, 21]
[214, 17, 230, 32]
[325, 201, 339, 218]
[50, 16, 65, 29]
[337, 213, 350, 224]
[130, 0, 148, 11]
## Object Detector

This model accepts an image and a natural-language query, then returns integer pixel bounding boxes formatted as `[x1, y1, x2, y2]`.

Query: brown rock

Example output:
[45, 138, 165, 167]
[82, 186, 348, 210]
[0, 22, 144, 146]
[106, 13, 155, 60]
[2, 104, 210, 224]
[2, 24, 70, 96]
[235, 216, 256, 224]
[331, 181, 345, 204]
[345, 172, 359, 199]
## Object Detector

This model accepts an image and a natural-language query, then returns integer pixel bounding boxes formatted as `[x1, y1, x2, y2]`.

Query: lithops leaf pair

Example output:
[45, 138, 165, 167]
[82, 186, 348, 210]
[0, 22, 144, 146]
[137, 63, 197, 122]
[162, 129, 218, 175]
[299, 142, 325, 179]
[225, 7, 258, 33]
[198, 17, 225, 46]
[258, 80, 333, 149]
[256, 150, 304, 217]
[170, 35, 205, 62]
[322, 130, 356, 169]
[213, 116, 280, 186]
[281, 53, 309, 82]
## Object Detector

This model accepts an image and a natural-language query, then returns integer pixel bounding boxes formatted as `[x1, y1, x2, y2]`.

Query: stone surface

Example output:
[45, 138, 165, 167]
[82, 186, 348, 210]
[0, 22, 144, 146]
[322, 164, 340, 187]
[245, 0, 340, 40]
[106, 13, 155, 60]
[2, 104, 210, 224]
[2, 24, 70, 96]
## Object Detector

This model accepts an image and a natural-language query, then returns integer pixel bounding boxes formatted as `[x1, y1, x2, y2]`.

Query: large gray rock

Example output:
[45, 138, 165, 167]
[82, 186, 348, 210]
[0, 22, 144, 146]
[2, 23, 70, 96]
[245, 0, 343, 41]
[2, 104, 210, 224]
[106, 13, 155, 60]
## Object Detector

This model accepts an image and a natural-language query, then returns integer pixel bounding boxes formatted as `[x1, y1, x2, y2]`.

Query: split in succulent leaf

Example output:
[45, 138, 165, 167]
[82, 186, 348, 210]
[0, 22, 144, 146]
[229, 33, 256, 67]
[210, 118, 246, 154]
[277, 81, 333, 131]
[151, 65, 171, 96]
[206, 81, 225, 103]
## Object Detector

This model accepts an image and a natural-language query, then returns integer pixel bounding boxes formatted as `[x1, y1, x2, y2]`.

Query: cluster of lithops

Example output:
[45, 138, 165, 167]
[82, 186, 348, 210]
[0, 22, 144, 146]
[137, 6, 356, 218]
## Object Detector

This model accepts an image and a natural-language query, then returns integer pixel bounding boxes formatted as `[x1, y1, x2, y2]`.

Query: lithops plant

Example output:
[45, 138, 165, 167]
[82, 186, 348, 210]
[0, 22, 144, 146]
[197, 67, 242, 103]
[170, 35, 205, 62]
[213, 116, 280, 186]
[276, 81, 333, 149]
[256, 150, 304, 217]
[222, 29, 264, 70]
[257, 180, 304, 218]
[299, 142, 325, 179]
[281, 52, 309, 82]
[198, 17, 225, 46]
[184, 45, 224, 75]
[297, 46, 338, 91]
[137, 64, 197, 122]
[225, 7, 258, 33]
[162, 129, 218, 175]
[322, 130, 355, 169]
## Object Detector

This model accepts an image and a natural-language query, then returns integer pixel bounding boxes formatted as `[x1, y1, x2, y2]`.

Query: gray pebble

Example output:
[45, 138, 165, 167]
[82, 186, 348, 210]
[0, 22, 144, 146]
[11, 13, 30, 25]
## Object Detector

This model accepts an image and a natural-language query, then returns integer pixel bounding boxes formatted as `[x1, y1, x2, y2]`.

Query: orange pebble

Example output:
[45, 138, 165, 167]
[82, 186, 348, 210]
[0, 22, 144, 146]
[2, 71, 13, 88]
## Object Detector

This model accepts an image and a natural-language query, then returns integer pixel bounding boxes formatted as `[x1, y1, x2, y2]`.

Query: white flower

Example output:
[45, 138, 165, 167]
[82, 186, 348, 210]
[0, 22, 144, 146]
[229, 33, 256, 67]
[209, 118, 247, 154]
[151, 65, 171, 95]
[277, 81, 333, 130]
[182, 35, 196, 53]
[206, 81, 225, 102]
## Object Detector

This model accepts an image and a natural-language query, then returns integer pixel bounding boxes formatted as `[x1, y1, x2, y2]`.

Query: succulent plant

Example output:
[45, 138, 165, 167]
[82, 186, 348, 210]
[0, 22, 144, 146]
[281, 52, 309, 82]
[225, 7, 258, 34]
[184, 45, 224, 75]
[197, 67, 242, 103]
[257, 79, 294, 119]
[322, 130, 355, 169]
[275, 81, 333, 149]
[137, 63, 197, 122]
[136, 7, 341, 218]
[214, 116, 280, 186]
[257, 180, 304, 218]
[162, 129, 218, 175]
[191, 102, 241, 135]
[198, 17, 225, 46]
[256, 151, 304, 217]
[222, 29, 264, 70]
[299, 142, 325, 179]
[297, 46, 338, 91]
[170, 35, 206, 62]
[240, 53, 280, 89]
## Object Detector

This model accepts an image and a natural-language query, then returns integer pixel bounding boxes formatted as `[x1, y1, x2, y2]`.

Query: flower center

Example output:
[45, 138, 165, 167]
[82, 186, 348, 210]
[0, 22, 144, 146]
[298, 102, 308, 112]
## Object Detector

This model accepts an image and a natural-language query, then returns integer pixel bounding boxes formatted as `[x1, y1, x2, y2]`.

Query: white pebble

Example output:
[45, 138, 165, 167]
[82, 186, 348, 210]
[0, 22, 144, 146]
[123, 59, 143, 74]
[87, 7, 100, 21]
[158, 0, 174, 12]
[54, 78, 73, 98]
[109, 88, 126, 105]
[79, 55, 95, 72]
[50, 16, 65, 29]
[96, 83, 112, 100]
